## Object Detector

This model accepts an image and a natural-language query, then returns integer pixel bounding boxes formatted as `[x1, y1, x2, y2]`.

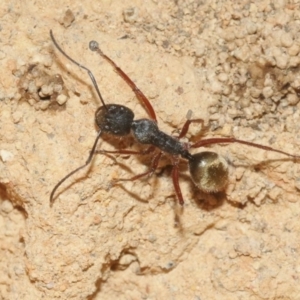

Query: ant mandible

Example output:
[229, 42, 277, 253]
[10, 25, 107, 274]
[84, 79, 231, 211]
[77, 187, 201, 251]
[49, 30, 300, 207]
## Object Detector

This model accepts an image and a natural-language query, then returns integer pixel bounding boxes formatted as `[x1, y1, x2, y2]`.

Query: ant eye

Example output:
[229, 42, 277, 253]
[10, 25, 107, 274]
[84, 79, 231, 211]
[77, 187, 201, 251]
[189, 151, 229, 193]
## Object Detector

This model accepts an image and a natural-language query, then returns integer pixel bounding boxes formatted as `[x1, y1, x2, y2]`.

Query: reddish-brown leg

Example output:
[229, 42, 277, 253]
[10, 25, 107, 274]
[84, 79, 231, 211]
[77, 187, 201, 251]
[113, 151, 162, 184]
[171, 157, 184, 205]
[177, 110, 205, 139]
[191, 137, 300, 159]
[178, 118, 205, 139]
[93, 47, 157, 122]
[96, 146, 156, 156]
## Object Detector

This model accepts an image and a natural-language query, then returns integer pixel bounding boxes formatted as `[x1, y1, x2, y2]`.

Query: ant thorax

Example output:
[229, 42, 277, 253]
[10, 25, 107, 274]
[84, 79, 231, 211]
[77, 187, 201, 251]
[131, 119, 191, 159]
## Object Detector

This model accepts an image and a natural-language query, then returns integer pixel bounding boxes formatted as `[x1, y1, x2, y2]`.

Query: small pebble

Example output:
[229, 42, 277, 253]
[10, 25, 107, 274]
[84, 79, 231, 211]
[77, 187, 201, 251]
[1, 200, 14, 213]
[56, 94, 68, 105]
[280, 32, 294, 48]
[286, 93, 299, 105]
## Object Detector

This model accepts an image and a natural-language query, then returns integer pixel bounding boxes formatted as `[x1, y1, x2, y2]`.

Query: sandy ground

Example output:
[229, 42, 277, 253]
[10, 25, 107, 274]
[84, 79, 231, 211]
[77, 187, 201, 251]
[1, 0, 300, 299]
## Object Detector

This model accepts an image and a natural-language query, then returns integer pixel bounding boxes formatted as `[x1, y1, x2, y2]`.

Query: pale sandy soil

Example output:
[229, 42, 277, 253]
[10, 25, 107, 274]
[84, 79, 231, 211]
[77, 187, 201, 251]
[1, 0, 300, 299]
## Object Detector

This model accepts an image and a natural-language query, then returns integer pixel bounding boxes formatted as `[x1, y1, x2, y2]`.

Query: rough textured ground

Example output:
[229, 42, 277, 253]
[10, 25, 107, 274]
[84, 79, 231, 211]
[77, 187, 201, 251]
[1, 0, 300, 299]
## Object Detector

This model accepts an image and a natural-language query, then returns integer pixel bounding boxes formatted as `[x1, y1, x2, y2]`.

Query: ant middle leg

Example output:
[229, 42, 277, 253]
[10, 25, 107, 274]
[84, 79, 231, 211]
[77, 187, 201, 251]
[112, 151, 162, 184]
[177, 110, 205, 139]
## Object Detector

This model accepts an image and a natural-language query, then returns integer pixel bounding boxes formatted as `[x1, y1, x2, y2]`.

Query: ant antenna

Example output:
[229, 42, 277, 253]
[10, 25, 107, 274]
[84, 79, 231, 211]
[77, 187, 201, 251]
[50, 130, 103, 206]
[88, 39, 157, 122]
[50, 30, 107, 109]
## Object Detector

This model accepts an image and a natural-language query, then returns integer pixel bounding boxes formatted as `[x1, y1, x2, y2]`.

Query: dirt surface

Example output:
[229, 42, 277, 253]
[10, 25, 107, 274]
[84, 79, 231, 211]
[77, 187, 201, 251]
[1, 0, 300, 299]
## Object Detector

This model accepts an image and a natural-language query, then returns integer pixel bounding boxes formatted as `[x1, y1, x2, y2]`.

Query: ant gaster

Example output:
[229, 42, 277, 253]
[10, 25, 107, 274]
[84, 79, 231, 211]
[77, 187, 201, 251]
[49, 30, 300, 206]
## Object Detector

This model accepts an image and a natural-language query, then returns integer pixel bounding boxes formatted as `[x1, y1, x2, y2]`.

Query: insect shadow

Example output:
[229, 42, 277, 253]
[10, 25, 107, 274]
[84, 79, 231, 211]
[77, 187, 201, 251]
[49, 30, 300, 207]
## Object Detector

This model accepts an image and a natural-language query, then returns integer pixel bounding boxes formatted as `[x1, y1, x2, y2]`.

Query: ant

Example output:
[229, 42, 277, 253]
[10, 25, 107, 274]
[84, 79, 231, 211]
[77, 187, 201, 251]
[49, 30, 300, 207]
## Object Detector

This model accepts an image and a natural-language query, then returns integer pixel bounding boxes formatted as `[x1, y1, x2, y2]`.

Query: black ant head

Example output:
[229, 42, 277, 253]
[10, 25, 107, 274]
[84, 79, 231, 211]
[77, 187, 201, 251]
[189, 151, 229, 193]
[95, 104, 134, 136]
